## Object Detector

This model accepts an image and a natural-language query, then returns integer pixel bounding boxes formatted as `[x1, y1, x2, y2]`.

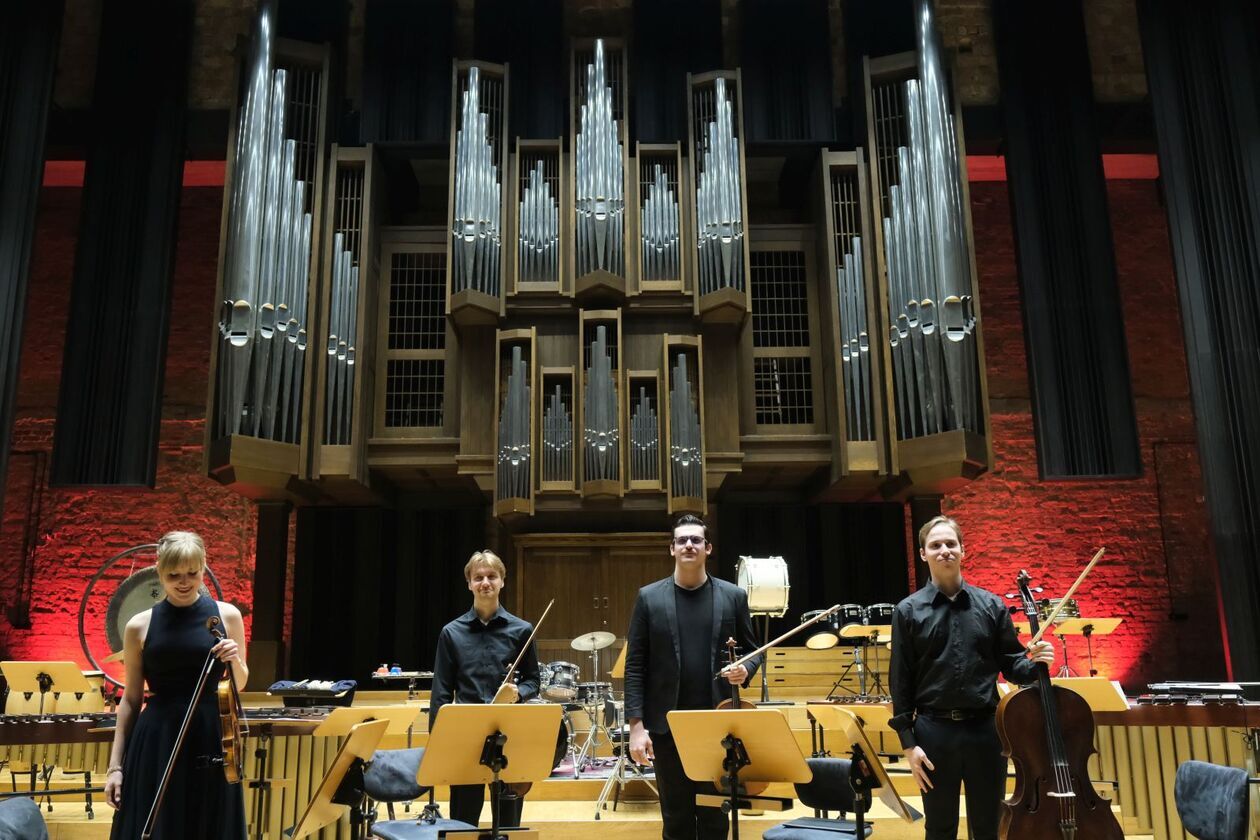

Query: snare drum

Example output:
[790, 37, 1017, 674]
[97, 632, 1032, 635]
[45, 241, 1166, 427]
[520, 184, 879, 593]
[542, 661, 580, 702]
[865, 603, 895, 627]
[577, 681, 612, 705]
[737, 556, 790, 616]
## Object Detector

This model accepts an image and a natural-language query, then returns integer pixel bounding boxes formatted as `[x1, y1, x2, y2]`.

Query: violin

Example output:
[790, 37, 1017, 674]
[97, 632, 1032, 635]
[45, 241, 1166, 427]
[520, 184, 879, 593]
[995, 570, 1122, 840]
[210, 620, 247, 784]
[715, 637, 767, 797]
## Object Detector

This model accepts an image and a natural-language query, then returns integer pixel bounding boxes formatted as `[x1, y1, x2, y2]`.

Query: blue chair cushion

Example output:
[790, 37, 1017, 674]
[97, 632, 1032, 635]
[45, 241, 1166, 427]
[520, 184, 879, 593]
[371, 817, 477, 839]
[0, 797, 48, 840]
[763, 817, 870, 839]
[1174, 760, 1249, 840]
[365, 749, 429, 802]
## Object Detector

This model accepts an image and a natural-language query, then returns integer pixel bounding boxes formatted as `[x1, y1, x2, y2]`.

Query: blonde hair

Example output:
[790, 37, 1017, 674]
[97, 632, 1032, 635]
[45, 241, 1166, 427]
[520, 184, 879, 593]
[156, 531, 206, 575]
[918, 515, 963, 549]
[464, 549, 506, 582]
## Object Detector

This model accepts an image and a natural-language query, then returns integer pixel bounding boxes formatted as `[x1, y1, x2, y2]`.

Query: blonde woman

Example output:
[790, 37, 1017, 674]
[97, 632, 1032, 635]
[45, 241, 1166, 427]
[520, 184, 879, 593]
[105, 531, 248, 839]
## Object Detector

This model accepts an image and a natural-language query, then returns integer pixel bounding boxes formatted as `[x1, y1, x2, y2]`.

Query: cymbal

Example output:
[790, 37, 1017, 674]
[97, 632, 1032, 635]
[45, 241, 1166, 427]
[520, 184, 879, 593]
[103, 649, 126, 663]
[571, 631, 616, 652]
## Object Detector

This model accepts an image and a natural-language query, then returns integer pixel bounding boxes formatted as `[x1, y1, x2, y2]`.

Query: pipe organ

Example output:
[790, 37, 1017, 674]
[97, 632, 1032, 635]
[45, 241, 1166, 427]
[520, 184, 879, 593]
[207, 1, 992, 510]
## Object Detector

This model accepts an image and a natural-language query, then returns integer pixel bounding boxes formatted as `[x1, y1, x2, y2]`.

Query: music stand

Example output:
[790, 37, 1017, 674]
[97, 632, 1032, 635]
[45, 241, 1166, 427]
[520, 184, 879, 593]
[312, 706, 424, 738]
[418, 703, 561, 840]
[1052, 618, 1123, 677]
[288, 719, 389, 839]
[667, 709, 810, 840]
[807, 704, 920, 836]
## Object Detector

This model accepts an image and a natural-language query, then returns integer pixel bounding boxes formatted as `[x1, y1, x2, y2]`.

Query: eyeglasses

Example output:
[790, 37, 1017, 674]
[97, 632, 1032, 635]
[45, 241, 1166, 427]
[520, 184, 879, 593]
[672, 535, 707, 547]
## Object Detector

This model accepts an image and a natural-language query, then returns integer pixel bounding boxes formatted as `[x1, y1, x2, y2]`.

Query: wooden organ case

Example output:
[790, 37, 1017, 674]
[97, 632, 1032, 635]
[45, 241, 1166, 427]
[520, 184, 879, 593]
[205, 26, 992, 511]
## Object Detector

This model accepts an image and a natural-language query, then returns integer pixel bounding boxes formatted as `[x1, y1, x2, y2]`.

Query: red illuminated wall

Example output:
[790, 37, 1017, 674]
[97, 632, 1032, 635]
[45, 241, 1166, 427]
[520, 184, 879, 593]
[0, 173, 1224, 693]
[0, 186, 258, 686]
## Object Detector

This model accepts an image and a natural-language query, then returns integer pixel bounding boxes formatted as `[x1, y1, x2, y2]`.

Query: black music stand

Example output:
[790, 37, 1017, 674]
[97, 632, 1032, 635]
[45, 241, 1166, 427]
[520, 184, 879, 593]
[417, 703, 561, 839]
[667, 709, 811, 840]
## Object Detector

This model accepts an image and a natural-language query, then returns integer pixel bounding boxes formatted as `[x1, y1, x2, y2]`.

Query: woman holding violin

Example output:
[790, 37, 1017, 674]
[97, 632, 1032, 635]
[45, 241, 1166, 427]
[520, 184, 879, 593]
[105, 531, 248, 840]
[889, 516, 1054, 840]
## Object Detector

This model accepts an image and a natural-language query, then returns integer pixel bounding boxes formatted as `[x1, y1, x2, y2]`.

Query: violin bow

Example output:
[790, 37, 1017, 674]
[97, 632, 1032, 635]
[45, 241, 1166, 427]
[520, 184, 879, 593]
[715, 603, 844, 677]
[492, 598, 554, 703]
[1027, 547, 1106, 647]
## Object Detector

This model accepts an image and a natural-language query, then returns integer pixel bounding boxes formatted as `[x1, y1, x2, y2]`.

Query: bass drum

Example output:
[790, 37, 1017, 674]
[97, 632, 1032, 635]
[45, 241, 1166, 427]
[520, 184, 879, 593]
[736, 556, 789, 617]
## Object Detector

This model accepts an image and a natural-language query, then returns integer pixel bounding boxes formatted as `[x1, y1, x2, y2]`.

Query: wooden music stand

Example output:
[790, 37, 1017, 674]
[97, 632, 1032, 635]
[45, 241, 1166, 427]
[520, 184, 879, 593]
[0, 662, 94, 714]
[807, 704, 921, 835]
[418, 704, 561, 839]
[608, 642, 627, 679]
[287, 719, 389, 839]
[1013, 618, 1122, 677]
[312, 705, 424, 738]
[667, 709, 811, 840]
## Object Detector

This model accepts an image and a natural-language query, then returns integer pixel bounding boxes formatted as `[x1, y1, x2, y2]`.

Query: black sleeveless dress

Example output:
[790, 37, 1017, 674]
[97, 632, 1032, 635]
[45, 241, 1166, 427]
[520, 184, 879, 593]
[110, 595, 247, 840]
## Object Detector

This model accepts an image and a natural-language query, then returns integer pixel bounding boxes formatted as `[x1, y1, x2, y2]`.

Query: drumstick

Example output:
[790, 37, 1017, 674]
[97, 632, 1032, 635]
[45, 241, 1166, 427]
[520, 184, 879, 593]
[1027, 547, 1105, 647]
[714, 603, 843, 677]
[492, 598, 555, 704]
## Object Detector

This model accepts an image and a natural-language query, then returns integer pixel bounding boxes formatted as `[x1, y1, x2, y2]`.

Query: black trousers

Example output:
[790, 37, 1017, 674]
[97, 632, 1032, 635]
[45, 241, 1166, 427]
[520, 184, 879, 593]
[449, 783, 524, 829]
[651, 731, 728, 840]
[913, 715, 1007, 840]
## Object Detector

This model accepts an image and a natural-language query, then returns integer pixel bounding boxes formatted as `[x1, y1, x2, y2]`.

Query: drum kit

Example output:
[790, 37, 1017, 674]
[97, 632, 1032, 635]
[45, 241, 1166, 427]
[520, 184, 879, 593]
[536, 629, 620, 774]
[800, 603, 894, 699]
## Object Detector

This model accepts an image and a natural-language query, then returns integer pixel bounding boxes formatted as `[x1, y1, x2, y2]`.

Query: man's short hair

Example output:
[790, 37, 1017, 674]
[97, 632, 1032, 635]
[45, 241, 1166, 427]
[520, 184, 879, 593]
[918, 515, 963, 549]
[156, 531, 206, 575]
[672, 513, 708, 539]
[464, 549, 506, 581]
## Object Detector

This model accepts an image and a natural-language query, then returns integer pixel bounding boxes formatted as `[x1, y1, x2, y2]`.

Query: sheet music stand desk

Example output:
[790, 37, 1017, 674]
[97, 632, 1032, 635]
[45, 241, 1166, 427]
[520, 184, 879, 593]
[287, 719, 389, 839]
[1, 662, 93, 715]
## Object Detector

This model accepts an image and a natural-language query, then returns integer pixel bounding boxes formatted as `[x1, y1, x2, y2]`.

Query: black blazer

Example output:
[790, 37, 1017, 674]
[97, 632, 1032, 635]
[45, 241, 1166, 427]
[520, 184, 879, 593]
[623, 575, 763, 734]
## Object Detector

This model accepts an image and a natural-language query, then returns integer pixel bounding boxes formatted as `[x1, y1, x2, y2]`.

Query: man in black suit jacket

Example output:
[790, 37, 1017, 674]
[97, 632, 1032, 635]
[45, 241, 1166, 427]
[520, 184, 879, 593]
[624, 514, 763, 840]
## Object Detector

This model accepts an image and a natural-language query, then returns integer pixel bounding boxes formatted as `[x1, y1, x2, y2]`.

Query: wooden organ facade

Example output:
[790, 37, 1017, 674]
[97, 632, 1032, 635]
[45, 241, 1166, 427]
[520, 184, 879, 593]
[204, 14, 994, 517]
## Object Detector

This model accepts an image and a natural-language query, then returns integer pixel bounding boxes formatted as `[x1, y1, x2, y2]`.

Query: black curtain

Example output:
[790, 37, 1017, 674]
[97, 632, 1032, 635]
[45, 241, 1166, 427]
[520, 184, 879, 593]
[0, 4, 61, 519]
[51, 0, 192, 486]
[740, 0, 835, 143]
[474, 0, 565, 139]
[1139, 0, 1260, 678]
[290, 505, 487, 680]
[993, 0, 1141, 478]
[632, 0, 722, 143]
[360, 0, 453, 144]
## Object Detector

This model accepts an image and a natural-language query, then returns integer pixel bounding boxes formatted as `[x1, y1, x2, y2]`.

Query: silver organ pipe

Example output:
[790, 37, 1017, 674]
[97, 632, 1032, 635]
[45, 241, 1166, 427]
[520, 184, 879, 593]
[574, 40, 625, 277]
[451, 65, 503, 297]
[639, 163, 679, 282]
[877, 0, 982, 439]
[629, 385, 659, 482]
[542, 383, 572, 484]
[582, 326, 619, 482]
[693, 78, 745, 295]
[325, 239, 359, 446]
[668, 354, 702, 499]
[497, 346, 531, 502]
[519, 159, 559, 283]
[215, 4, 313, 444]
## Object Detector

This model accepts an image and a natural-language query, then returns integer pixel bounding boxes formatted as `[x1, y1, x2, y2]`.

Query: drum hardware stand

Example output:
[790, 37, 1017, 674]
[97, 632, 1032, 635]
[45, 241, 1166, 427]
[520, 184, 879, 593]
[1055, 632, 1079, 678]
[825, 643, 866, 700]
[593, 703, 657, 819]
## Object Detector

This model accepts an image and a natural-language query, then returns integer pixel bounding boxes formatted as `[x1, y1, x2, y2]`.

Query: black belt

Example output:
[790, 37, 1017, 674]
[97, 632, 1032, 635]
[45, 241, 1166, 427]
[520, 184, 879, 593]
[916, 707, 994, 722]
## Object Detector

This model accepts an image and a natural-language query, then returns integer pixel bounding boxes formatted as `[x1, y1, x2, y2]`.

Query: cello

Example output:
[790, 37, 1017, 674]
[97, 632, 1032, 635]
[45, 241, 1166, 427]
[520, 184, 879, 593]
[996, 570, 1123, 840]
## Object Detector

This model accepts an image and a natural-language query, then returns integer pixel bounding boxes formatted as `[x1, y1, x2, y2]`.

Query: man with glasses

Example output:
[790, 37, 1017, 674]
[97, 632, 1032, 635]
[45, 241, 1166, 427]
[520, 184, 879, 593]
[624, 514, 762, 839]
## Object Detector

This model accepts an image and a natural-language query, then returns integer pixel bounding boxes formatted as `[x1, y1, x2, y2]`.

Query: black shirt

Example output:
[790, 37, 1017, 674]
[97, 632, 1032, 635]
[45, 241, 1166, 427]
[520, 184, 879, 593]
[429, 605, 541, 729]
[675, 578, 715, 711]
[889, 580, 1039, 749]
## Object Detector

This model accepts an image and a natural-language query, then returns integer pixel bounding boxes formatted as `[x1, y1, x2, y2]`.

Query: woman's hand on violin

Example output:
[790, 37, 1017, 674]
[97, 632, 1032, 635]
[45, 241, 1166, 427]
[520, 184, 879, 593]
[628, 721, 654, 766]
[211, 637, 241, 664]
[904, 746, 935, 791]
[104, 769, 123, 809]
[1026, 640, 1055, 665]
[720, 664, 748, 685]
